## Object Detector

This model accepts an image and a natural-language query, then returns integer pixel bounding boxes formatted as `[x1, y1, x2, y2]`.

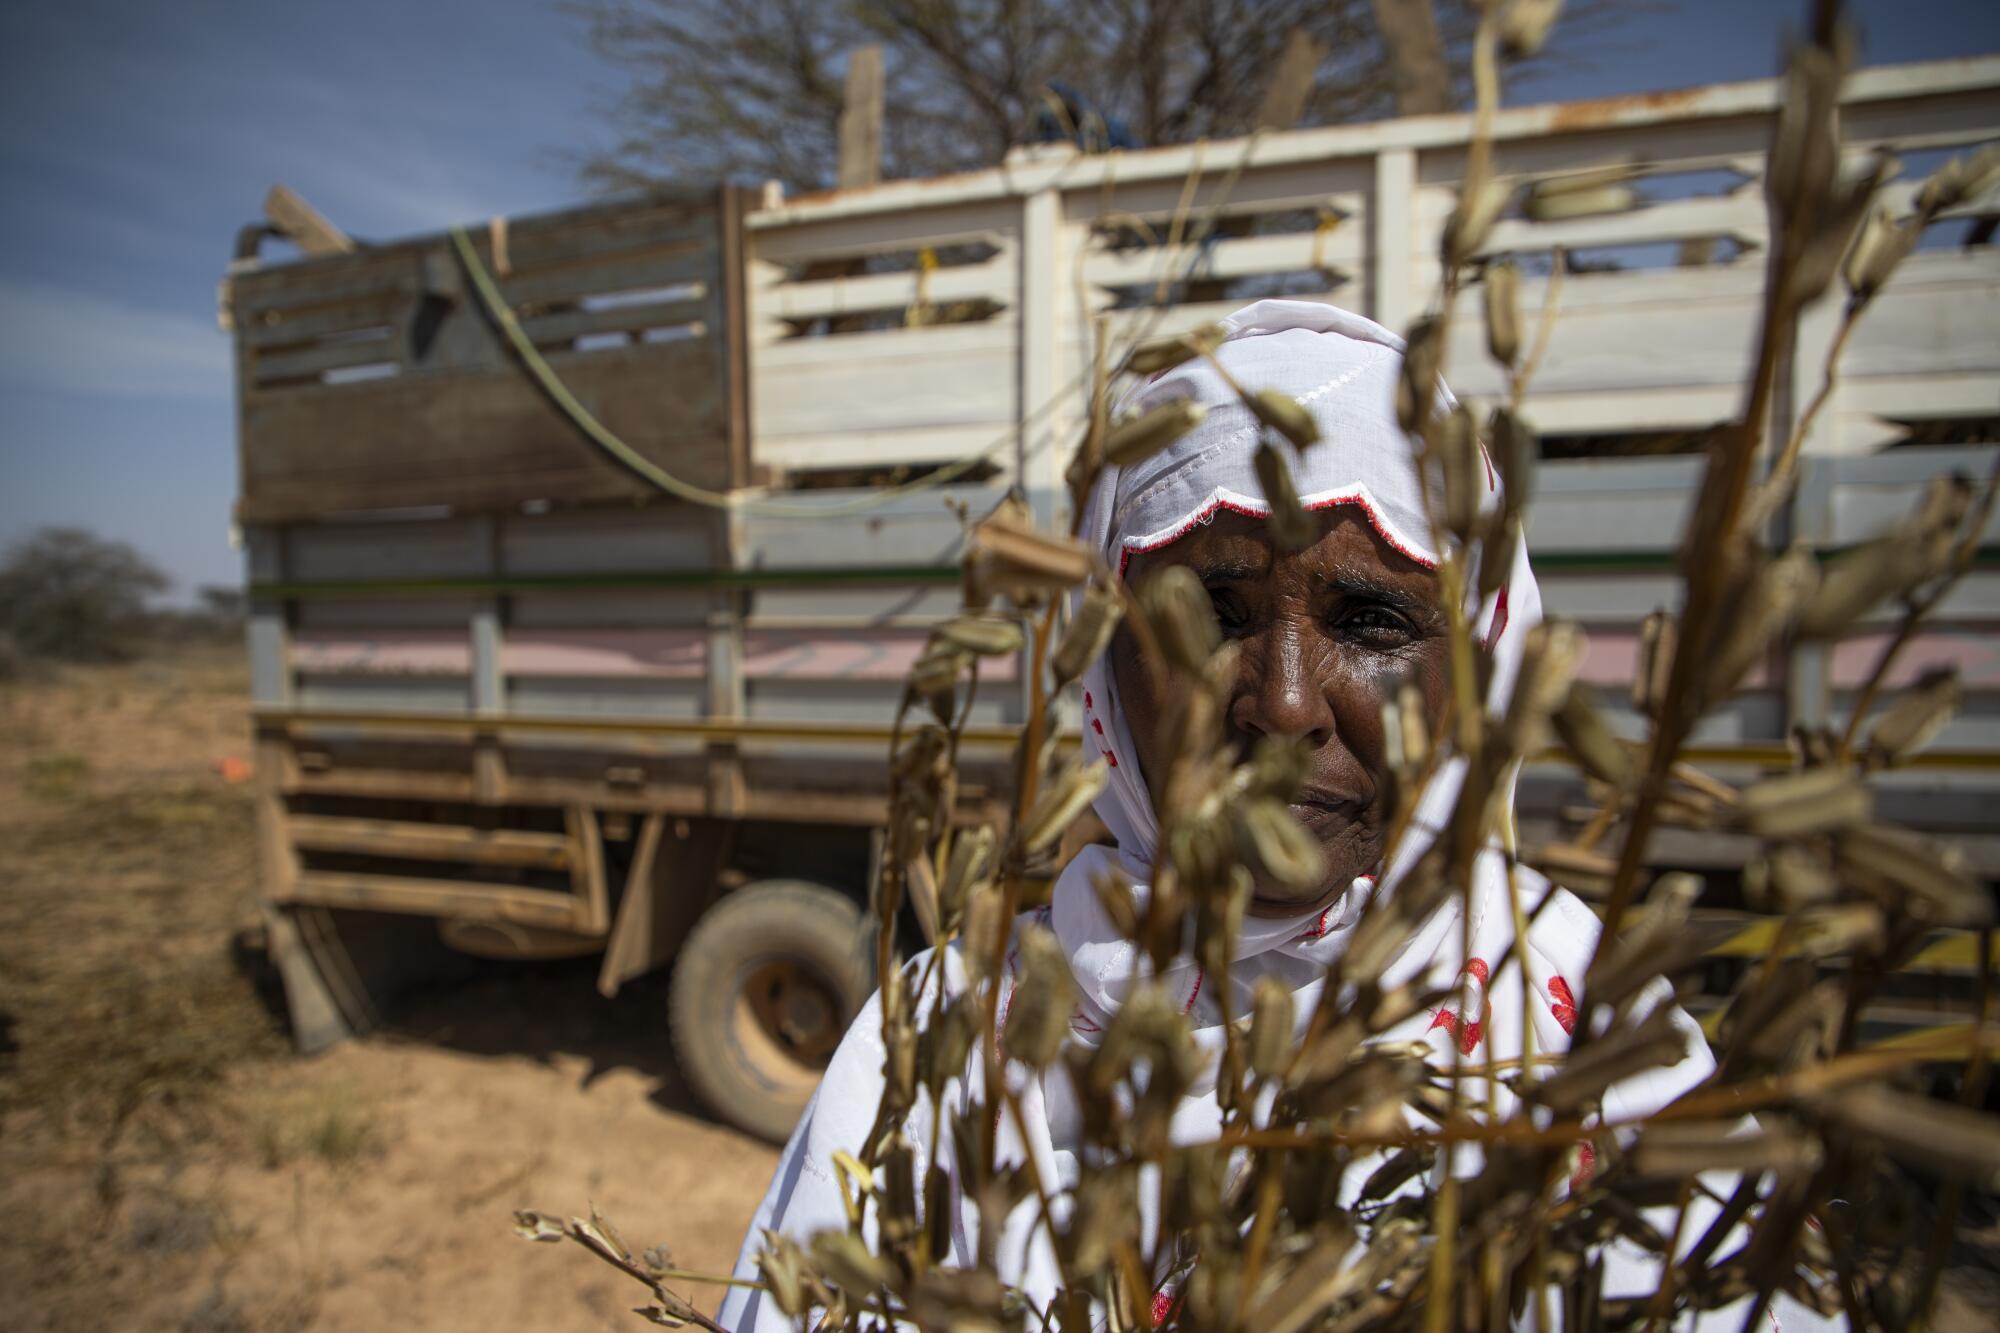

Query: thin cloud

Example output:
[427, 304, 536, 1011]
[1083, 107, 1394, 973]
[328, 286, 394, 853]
[0, 280, 229, 401]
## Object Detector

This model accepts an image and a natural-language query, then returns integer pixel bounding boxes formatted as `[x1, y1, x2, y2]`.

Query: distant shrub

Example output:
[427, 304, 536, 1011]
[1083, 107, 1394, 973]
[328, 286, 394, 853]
[0, 527, 170, 662]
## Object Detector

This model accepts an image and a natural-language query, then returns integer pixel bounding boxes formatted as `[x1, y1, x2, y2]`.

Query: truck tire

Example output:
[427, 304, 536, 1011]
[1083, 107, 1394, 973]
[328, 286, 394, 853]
[669, 879, 870, 1144]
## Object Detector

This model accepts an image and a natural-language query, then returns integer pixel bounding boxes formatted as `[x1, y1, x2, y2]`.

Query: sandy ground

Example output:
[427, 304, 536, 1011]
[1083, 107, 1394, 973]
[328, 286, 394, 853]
[0, 645, 779, 1331]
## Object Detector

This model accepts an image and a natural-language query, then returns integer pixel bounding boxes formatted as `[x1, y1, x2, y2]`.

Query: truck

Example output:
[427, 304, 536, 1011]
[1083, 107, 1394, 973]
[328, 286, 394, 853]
[227, 56, 2000, 1142]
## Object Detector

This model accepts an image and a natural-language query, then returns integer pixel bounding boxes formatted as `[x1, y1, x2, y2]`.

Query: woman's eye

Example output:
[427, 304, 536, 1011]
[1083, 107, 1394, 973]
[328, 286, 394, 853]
[1334, 604, 1414, 645]
[1207, 588, 1249, 634]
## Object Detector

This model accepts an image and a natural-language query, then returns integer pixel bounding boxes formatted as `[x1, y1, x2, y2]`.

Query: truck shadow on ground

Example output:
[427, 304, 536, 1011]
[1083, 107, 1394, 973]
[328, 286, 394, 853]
[229, 929, 728, 1130]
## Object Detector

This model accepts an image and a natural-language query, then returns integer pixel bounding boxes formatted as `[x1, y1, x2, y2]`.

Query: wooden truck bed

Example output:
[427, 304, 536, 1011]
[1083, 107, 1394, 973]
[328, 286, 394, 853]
[227, 58, 2000, 1137]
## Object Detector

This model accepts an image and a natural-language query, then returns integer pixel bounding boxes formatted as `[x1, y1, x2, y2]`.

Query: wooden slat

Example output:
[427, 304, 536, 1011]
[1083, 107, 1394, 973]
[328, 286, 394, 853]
[253, 334, 400, 385]
[265, 184, 354, 256]
[281, 870, 582, 929]
[498, 205, 716, 273]
[233, 252, 422, 319]
[287, 813, 571, 869]
[497, 248, 715, 307]
[516, 297, 708, 346]
[238, 340, 729, 521]
[241, 294, 403, 349]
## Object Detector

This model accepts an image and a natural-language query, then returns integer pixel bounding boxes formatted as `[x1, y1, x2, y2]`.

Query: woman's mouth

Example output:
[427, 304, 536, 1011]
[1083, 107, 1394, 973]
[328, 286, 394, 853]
[1286, 792, 1367, 838]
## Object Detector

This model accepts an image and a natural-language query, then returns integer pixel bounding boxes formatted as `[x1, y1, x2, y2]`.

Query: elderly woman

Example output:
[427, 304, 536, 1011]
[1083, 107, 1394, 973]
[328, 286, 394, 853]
[718, 301, 1830, 1331]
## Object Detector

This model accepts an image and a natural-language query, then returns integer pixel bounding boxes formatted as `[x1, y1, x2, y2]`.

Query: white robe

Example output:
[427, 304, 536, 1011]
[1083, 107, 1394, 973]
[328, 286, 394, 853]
[715, 867, 1837, 1331]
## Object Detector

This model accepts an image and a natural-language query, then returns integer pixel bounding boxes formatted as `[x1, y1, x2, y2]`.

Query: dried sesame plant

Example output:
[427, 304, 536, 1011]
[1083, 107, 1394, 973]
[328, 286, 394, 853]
[519, 3, 1999, 1328]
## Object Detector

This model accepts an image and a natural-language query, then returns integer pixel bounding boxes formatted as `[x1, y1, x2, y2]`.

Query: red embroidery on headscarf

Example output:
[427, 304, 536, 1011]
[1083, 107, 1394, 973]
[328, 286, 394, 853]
[1091, 718, 1105, 735]
[1118, 494, 1438, 576]
[1298, 905, 1333, 940]
[1104, 751, 1119, 768]
[1482, 584, 1510, 652]
[1428, 958, 1490, 1055]
[1182, 968, 1204, 1015]
[1571, 1141, 1597, 1192]
[1548, 976, 1578, 1035]
[1152, 1288, 1180, 1326]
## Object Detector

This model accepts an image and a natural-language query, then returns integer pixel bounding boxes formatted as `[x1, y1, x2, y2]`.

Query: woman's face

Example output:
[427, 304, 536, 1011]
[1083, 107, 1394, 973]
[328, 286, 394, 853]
[1110, 507, 1451, 914]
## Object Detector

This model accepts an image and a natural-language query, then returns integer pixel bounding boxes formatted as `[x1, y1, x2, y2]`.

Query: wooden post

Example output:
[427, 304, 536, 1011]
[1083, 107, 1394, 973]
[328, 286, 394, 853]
[263, 184, 354, 256]
[1372, 147, 1417, 333]
[1370, 0, 1452, 117]
[838, 46, 885, 190]
[471, 515, 507, 804]
[1257, 30, 1327, 131]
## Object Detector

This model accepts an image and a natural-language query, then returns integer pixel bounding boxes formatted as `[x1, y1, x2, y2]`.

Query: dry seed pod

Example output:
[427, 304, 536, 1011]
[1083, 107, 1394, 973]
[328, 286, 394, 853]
[1002, 925, 1076, 1067]
[939, 824, 995, 919]
[910, 645, 966, 722]
[918, 994, 976, 1098]
[1246, 733, 1309, 802]
[1633, 610, 1677, 718]
[1051, 582, 1123, 686]
[1125, 322, 1226, 376]
[962, 499, 1093, 608]
[940, 614, 1025, 657]
[1866, 666, 1962, 766]
[1479, 514, 1522, 602]
[1503, 620, 1588, 756]
[1706, 547, 1820, 699]
[1767, 45, 1843, 224]
[1552, 682, 1634, 788]
[1397, 316, 1443, 433]
[1255, 442, 1317, 552]
[1529, 841, 1618, 898]
[961, 884, 1005, 979]
[1500, 0, 1565, 57]
[1396, 679, 1429, 773]
[1248, 975, 1295, 1079]
[1437, 405, 1482, 541]
[1140, 564, 1223, 675]
[1020, 759, 1109, 854]
[1489, 406, 1536, 514]
[1745, 842, 1839, 909]
[1537, 1006, 1690, 1113]
[1444, 178, 1511, 268]
[1090, 867, 1139, 938]
[1838, 822, 1992, 926]
[1842, 205, 1914, 300]
[1104, 396, 1207, 468]
[923, 1166, 951, 1263]
[1524, 182, 1639, 222]
[1630, 1121, 1823, 1180]
[1483, 260, 1522, 366]
[755, 1231, 811, 1316]
[1248, 387, 1322, 450]
[1822, 1082, 2000, 1190]
[1737, 766, 1871, 838]
[1234, 797, 1327, 894]
[1914, 144, 2000, 215]
[810, 1230, 895, 1295]
[1793, 902, 1887, 957]
[1796, 536, 1911, 638]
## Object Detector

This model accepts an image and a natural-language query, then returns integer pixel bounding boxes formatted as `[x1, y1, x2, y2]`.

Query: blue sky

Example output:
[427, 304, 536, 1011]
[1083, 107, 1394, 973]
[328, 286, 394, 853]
[1, 0, 1995, 600]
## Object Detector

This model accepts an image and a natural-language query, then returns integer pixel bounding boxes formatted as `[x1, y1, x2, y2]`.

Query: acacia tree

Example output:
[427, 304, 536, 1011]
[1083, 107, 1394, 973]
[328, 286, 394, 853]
[568, 0, 1607, 193]
[0, 528, 169, 662]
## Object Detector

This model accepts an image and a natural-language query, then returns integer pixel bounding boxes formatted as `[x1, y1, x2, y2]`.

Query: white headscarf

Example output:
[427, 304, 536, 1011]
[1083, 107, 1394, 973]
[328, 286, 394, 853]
[1055, 298, 1543, 1041]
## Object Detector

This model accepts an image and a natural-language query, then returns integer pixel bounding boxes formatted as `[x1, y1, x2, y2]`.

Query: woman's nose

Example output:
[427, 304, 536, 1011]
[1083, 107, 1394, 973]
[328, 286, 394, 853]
[1231, 626, 1338, 749]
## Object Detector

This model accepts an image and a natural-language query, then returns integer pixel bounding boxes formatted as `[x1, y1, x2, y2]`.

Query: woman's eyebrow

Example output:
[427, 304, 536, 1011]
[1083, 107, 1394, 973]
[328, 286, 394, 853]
[1315, 564, 1438, 613]
[1188, 555, 1266, 584]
